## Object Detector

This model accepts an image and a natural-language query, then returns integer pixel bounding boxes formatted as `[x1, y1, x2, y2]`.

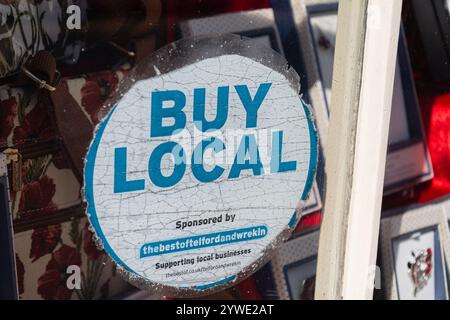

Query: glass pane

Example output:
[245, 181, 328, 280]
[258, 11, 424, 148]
[0, 0, 448, 302]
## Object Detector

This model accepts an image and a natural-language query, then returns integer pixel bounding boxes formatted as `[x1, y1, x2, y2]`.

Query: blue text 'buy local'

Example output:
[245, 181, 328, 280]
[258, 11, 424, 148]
[114, 82, 297, 193]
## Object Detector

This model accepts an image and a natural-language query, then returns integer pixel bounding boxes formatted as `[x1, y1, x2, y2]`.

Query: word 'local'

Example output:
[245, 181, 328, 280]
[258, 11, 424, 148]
[114, 82, 298, 193]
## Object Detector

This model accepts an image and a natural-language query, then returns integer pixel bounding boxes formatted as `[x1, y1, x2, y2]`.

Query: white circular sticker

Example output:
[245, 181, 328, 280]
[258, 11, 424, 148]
[84, 36, 317, 294]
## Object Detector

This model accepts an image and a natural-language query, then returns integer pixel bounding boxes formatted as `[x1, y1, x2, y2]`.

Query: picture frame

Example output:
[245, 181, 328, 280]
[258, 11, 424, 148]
[269, 229, 319, 300]
[411, 0, 450, 82]
[0, 153, 19, 299]
[441, 197, 450, 287]
[178, 8, 323, 216]
[380, 200, 450, 300]
[286, 0, 433, 195]
[179, 8, 285, 55]
[9, 138, 85, 233]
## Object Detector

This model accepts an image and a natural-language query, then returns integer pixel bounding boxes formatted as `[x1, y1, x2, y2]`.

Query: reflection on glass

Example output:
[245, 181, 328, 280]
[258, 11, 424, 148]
[309, 10, 411, 145]
[284, 257, 317, 300]
[309, 12, 337, 106]
[388, 62, 411, 144]
[250, 35, 273, 49]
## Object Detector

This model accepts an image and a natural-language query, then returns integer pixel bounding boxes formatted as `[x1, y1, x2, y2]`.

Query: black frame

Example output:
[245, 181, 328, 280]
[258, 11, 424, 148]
[258, 228, 319, 300]
[306, 2, 338, 116]
[384, 30, 433, 193]
[283, 255, 317, 300]
[412, 0, 450, 81]
[0, 173, 18, 299]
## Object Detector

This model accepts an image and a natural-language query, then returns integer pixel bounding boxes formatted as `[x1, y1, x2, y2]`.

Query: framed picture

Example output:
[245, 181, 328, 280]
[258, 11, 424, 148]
[441, 197, 450, 287]
[287, 0, 433, 195]
[178, 8, 323, 216]
[380, 201, 449, 300]
[179, 8, 285, 55]
[411, 0, 450, 82]
[0, 153, 19, 299]
[269, 230, 319, 300]
[305, 2, 337, 115]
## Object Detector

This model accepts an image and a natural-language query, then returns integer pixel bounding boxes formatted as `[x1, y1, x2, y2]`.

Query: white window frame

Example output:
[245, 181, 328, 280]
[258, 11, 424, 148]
[314, 0, 404, 300]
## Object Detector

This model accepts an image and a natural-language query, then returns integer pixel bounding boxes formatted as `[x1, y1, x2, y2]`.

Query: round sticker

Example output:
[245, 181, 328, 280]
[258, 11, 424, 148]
[84, 35, 318, 295]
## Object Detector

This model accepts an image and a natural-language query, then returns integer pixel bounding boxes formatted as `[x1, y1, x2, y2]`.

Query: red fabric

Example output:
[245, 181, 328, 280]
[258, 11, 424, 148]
[382, 87, 450, 210]
[295, 212, 322, 232]
[416, 89, 450, 202]
[235, 277, 262, 300]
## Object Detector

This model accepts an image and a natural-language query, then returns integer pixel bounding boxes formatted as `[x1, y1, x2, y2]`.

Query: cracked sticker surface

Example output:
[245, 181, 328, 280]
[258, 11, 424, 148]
[84, 36, 317, 293]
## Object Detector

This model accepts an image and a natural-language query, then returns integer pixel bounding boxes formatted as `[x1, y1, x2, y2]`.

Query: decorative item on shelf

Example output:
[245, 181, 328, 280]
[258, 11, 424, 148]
[380, 197, 450, 300]
[316, 31, 334, 52]
[407, 248, 433, 297]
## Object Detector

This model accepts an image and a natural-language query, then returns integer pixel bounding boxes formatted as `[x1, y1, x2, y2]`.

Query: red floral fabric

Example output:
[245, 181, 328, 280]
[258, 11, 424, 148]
[30, 224, 62, 262]
[80, 72, 119, 124]
[235, 277, 262, 300]
[51, 149, 72, 170]
[83, 222, 103, 261]
[37, 245, 81, 300]
[17, 218, 117, 300]
[19, 175, 56, 214]
[13, 100, 55, 145]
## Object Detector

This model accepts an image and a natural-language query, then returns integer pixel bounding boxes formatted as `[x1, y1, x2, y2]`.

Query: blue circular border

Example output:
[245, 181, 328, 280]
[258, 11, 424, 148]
[84, 98, 318, 291]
